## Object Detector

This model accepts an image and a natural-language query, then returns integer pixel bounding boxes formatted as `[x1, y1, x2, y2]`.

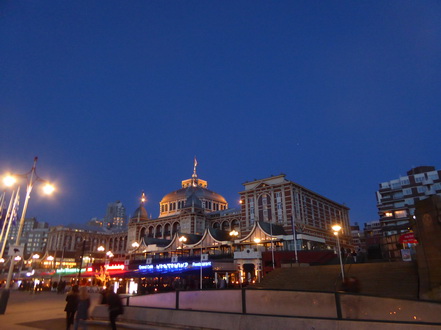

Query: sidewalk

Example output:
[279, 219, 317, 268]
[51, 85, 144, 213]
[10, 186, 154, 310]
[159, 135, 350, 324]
[0, 290, 179, 330]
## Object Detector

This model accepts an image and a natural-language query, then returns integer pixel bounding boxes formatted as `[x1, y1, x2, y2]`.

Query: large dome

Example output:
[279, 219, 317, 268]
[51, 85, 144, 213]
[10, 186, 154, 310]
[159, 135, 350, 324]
[158, 159, 229, 217]
[160, 185, 227, 204]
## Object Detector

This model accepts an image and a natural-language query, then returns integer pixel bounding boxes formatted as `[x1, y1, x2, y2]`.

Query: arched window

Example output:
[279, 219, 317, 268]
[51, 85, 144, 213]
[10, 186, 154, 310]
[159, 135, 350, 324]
[156, 225, 162, 238]
[212, 222, 220, 229]
[221, 221, 229, 231]
[140, 227, 146, 240]
[148, 226, 154, 237]
[172, 222, 180, 235]
[231, 219, 240, 231]
[164, 224, 171, 238]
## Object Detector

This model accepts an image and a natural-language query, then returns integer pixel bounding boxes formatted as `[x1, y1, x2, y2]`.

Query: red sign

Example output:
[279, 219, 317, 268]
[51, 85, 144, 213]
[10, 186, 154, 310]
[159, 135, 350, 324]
[104, 264, 125, 271]
[399, 233, 418, 244]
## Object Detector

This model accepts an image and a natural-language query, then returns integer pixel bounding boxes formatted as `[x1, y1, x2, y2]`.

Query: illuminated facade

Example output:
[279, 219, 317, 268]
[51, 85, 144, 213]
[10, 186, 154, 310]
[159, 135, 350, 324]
[128, 162, 233, 247]
[239, 175, 351, 250]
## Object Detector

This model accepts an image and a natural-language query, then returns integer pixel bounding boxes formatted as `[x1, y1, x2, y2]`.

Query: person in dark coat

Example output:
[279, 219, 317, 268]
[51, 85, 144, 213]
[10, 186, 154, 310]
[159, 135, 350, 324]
[107, 288, 124, 330]
[74, 286, 90, 330]
[65, 285, 79, 330]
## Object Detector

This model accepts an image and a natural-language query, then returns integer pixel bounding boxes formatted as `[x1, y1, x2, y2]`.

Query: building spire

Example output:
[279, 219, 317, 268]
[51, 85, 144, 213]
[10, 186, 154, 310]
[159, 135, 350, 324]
[192, 157, 198, 187]
[140, 191, 146, 205]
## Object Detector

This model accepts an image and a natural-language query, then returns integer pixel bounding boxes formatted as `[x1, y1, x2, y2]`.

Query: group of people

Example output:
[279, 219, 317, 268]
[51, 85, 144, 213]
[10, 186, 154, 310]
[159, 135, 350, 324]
[64, 285, 124, 330]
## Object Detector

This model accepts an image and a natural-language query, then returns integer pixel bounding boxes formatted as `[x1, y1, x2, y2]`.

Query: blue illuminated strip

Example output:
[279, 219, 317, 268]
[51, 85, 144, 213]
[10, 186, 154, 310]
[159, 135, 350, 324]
[139, 261, 212, 273]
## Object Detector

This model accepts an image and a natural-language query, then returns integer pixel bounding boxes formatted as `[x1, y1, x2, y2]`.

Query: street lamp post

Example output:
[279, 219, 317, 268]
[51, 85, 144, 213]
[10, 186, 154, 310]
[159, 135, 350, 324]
[0, 157, 55, 315]
[179, 236, 187, 257]
[332, 224, 345, 282]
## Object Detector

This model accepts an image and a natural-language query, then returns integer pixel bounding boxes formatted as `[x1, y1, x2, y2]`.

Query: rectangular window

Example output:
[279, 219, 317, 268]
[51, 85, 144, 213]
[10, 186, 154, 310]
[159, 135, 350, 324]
[403, 188, 412, 195]
[395, 210, 407, 218]
[415, 175, 424, 183]
[391, 182, 401, 189]
[400, 178, 410, 186]
[393, 192, 403, 199]
[417, 186, 427, 193]
[405, 198, 414, 205]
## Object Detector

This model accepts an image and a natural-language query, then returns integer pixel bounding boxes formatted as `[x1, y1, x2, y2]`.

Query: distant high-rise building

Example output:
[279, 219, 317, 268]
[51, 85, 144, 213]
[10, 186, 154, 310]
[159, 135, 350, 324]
[0, 217, 49, 257]
[104, 201, 127, 228]
[376, 165, 441, 259]
[87, 217, 104, 228]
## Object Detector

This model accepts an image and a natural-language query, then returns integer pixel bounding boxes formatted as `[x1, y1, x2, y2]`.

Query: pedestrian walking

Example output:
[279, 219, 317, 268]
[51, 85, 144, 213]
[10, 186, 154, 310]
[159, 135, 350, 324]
[65, 285, 79, 330]
[107, 288, 124, 330]
[74, 286, 90, 330]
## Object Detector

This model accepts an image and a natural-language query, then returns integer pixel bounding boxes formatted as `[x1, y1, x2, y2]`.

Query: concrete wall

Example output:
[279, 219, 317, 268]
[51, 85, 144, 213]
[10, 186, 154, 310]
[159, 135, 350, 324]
[91, 304, 441, 330]
[91, 289, 441, 328]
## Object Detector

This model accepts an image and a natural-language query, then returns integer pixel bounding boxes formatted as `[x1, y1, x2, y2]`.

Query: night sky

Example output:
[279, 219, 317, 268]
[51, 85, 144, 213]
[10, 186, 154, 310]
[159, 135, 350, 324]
[1, 1, 440, 227]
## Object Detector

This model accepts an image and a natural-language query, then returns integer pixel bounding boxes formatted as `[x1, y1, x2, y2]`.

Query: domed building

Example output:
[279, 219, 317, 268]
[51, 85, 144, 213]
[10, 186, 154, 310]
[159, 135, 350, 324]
[127, 160, 240, 248]
[159, 162, 228, 217]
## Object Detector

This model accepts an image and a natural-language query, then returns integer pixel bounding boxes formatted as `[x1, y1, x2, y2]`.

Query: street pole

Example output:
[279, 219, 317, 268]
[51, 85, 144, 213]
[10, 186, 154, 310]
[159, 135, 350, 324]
[200, 242, 203, 290]
[0, 157, 54, 315]
[335, 231, 345, 282]
[270, 221, 275, 269]
[290, 216, 299, 264]
[6, 158, 38, 289]
[77, 240, 86, 285]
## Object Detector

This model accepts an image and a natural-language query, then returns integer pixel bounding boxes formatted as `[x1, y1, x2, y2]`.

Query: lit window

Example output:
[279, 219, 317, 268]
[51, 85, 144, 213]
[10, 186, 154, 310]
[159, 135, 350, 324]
[395, 210, 407, 218]
[385, 212, 393, 217]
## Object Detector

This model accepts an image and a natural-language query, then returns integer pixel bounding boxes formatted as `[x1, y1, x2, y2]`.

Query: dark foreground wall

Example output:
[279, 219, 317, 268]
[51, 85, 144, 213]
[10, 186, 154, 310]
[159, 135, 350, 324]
[414, 195, 441, 301]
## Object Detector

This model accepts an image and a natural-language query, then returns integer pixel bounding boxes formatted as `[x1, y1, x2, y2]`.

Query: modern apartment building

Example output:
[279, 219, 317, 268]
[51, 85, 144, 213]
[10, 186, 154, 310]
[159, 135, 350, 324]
[376, 166, 441, 259]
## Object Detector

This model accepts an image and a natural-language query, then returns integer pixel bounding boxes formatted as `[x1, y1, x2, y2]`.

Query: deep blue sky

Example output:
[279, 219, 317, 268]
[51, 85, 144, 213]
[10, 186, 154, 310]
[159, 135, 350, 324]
[1, 1, 440, 227]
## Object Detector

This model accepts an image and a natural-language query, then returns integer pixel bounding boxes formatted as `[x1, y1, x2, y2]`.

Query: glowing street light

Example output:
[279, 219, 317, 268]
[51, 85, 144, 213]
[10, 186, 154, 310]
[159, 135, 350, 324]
[3, 157, 55, 301]
[106, 251, 114, 258]
[97, 246, 105, 252]
[3, 175, 16, 187]
[254, 238, 261, 244]
[132, 242, 140, 249]
[229, 230, 239, 238]
[179, 236, 187, 256]
[332, 224, 345, 282]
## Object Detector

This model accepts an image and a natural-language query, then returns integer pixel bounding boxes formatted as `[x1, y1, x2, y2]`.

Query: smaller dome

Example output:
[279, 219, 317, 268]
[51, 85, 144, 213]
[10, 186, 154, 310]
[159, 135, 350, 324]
[131, 205, 148, 221]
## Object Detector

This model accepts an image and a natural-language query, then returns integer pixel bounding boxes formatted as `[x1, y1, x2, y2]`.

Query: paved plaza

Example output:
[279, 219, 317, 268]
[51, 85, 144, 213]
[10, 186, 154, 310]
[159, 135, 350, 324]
[0, 290, 183, 330]
[0, 290, 107, 329]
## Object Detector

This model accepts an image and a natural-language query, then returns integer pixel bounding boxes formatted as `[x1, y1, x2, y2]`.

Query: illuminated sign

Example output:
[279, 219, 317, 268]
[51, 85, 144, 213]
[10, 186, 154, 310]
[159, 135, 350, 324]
[139, 261, 212, 273]
[56, 267, 93, 274]
[104, 264, 125, 271]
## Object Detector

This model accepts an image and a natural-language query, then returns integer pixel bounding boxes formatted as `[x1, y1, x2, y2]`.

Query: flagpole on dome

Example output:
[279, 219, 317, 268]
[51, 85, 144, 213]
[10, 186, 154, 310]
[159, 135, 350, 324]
[192, 156, 198, 187]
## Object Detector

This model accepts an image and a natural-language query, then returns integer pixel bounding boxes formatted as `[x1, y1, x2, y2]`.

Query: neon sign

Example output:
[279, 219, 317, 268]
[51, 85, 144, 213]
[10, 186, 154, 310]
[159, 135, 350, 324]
[139, 261, 212, 273]
[104, 264, 125, 271]
[56, 267, 93, 274]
